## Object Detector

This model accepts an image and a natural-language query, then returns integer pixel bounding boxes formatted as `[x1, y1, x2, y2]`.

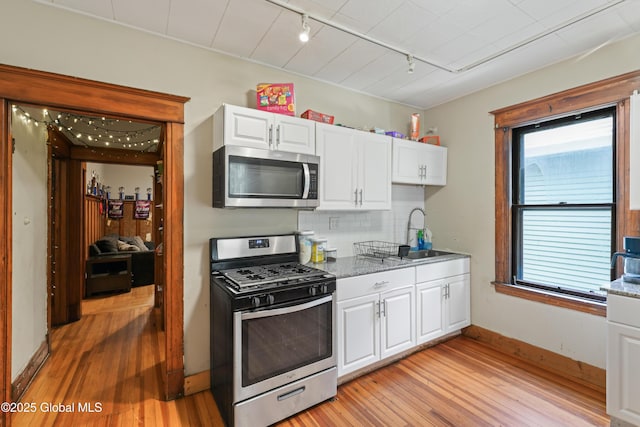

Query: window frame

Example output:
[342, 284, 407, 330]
[511, 108, 616, 301]
[491, 70, 640, 317]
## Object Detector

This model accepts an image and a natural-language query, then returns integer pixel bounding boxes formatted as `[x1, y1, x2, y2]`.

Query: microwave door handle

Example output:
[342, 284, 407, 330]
[302, 163, 310, 199]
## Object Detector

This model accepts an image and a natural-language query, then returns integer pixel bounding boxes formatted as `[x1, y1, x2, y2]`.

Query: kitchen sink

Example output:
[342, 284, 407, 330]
[368, 249, 457, 263]
[404, 249, 455, 260]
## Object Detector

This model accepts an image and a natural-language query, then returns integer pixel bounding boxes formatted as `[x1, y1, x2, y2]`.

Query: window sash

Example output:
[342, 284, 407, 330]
[511, 108, 615, 301]
[512, 205, 613, 300]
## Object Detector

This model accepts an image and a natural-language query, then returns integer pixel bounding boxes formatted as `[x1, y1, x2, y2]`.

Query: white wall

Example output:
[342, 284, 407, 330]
[423, 33, 640, 369]
[86, 163, 154, 200]
[1, 0, 420, 376]
[11, 108, 48, 380]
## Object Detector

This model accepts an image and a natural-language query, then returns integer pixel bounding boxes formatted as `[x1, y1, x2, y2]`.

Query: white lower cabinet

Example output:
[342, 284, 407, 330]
[336, 258, 471, 379]
[336, 269, 415, 377]
[416, 258, 470, 344]
[607, 293, 640, 425]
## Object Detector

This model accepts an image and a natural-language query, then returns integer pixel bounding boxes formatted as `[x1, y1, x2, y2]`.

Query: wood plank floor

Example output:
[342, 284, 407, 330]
[14, 286, 609, 426]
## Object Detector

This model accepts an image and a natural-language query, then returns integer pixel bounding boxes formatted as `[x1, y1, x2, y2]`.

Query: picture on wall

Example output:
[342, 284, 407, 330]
[108, 200, 124, 219]
[134, 200, 151, 220]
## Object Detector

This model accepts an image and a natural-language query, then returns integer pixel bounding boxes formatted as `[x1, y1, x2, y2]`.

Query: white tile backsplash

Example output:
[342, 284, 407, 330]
[298, 185, 427, 257]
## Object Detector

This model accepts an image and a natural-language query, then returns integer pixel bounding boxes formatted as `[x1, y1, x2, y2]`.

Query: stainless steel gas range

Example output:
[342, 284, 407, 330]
[209, 234, 337, 427]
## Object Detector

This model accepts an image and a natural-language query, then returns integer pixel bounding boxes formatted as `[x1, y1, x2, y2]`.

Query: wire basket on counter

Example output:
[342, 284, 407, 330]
[353, 241, 402, 260]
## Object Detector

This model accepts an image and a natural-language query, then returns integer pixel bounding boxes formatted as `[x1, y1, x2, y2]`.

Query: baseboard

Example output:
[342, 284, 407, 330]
[184, 370, 210, 396]
[462, 325, 605, 394]
[12, 338, 49, 401]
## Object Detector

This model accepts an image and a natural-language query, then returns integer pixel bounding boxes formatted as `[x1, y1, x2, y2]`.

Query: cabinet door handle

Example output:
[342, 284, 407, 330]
[376, 301, 380, 318]
[276, 124, 281, 148]
[381, 300, 387, 317]
[268, 125, 273, 148]
[354, 188, 358, 206]
[359, 189, 363, 206]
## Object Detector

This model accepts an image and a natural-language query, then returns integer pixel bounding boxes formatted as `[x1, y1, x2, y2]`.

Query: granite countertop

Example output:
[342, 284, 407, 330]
[311, 251, 470, 279]
[601, 278, 640, 299]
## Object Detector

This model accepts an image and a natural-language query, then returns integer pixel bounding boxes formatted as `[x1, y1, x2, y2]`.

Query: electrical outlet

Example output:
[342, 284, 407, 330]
[329, 217, 339, 230]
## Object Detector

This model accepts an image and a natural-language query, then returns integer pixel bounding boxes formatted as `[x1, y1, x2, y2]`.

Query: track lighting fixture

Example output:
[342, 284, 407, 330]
[407, 55, 415, 74]
[299, 14, 310, 43]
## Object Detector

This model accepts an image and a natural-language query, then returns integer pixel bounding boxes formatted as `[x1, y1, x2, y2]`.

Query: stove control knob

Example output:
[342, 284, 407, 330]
[308, 286, 318, 296]
[266, 294, 275, 305]
[320, 284, 328, 294]
[251, 296, 261, 308]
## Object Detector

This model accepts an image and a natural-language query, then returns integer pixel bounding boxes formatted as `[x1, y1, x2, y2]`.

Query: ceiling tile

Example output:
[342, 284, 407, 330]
[367, 2, 434, 47]
[314, 39, 387, 83]
[212, 0, 281, 56]
[335, 0, 404, 33]
[250, 12, 308, 68]
[35, 0, 640, 109]
[285, 26, 359, 75]
[469, 4, 535, 45]
[340, 51, 407, 91]
[616, 1, 640, 31]
[515, 0, 608, 22]
[166, 0, 228, 47]
[112, 0, 172, 34]
[556, 7, 634, 53]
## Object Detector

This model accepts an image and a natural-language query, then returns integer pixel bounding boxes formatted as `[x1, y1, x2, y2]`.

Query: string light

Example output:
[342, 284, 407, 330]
[11, 105, 161, 151]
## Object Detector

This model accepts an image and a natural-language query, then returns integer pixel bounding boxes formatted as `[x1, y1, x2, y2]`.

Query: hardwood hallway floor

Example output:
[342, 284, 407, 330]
[14, 285, 609, 426]
[13, 285, 223, 426]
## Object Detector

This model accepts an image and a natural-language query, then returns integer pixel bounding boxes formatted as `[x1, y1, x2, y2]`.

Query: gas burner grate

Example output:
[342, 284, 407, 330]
[220, 262, 325, 288]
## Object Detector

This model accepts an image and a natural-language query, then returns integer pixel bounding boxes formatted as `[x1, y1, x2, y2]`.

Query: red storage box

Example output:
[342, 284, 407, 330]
[420, 135, 441, 145]
[256, 83, 295, 115]
[301, 109, 334, 124]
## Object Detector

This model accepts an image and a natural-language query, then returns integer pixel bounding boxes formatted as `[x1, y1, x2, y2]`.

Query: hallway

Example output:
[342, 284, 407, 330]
[13, 286, 220, 426]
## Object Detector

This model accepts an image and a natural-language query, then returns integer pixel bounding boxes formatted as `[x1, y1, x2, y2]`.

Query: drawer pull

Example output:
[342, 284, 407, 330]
[373, 280, 389, 288]
[277, 386, 305, 401]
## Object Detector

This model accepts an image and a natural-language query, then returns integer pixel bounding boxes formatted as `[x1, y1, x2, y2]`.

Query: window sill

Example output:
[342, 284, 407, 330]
[493, 282, 606, 317]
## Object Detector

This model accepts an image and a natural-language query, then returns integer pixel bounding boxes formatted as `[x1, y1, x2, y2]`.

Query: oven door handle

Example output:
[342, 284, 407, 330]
[241, 295, 332, 320]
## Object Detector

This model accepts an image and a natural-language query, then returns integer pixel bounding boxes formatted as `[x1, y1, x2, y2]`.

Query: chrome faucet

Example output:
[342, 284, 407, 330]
[406, 207, 426, 245]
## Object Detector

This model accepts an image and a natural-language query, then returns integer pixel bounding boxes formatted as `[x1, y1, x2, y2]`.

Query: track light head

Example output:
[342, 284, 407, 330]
[299, 14, 310, 43]
[407, 54, 415, 74]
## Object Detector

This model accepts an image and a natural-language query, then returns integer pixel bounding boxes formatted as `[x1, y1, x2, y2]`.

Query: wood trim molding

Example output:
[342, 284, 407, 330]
[0, 64, 189, 412]
[0, 64, 189, 123]
[462, 325, 606, 394]
[492, 70, 640, 310]
[1, 99, 12, 427]
[493, 282, 606, 317]
[69, 146, 159, 166]
[11, 339, 48, 401]
[162, 122, 184, 400]
[184, 371, 210, 396]
[491, 69, 640, 128]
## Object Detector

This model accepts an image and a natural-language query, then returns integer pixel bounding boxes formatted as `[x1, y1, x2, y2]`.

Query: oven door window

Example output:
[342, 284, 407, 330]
[241, 296, 332, 387]
[229, 156, 304, 199]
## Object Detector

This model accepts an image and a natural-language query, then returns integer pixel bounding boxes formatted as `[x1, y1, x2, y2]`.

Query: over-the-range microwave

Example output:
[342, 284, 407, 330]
[212, 145, 319, 208]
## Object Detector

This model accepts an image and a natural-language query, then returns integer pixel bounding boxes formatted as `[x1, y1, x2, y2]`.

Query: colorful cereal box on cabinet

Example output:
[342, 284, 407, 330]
[256, 83, 295, 115]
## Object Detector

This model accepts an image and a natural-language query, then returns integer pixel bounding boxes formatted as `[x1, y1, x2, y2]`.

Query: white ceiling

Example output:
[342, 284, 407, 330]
[36, 0, 640, 109]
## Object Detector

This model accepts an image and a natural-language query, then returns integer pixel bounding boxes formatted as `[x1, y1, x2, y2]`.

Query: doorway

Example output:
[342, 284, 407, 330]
[0, 64, 189, 426]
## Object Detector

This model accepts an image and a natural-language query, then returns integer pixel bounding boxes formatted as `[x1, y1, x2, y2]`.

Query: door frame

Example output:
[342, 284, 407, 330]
[0, 64, 189, 425]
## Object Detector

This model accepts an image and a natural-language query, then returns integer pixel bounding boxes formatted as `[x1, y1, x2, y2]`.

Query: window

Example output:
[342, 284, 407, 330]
[511, 108, 615, 301]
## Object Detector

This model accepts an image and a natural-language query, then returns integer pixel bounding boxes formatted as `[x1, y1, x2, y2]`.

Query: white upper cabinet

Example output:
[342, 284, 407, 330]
[392, 138, 447, 185]
[316, 122, 391, 210]
[213, 104, 315, 155]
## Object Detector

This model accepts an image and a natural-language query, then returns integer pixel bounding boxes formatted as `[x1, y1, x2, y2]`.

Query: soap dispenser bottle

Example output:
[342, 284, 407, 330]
[417, 229, 425, 250]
